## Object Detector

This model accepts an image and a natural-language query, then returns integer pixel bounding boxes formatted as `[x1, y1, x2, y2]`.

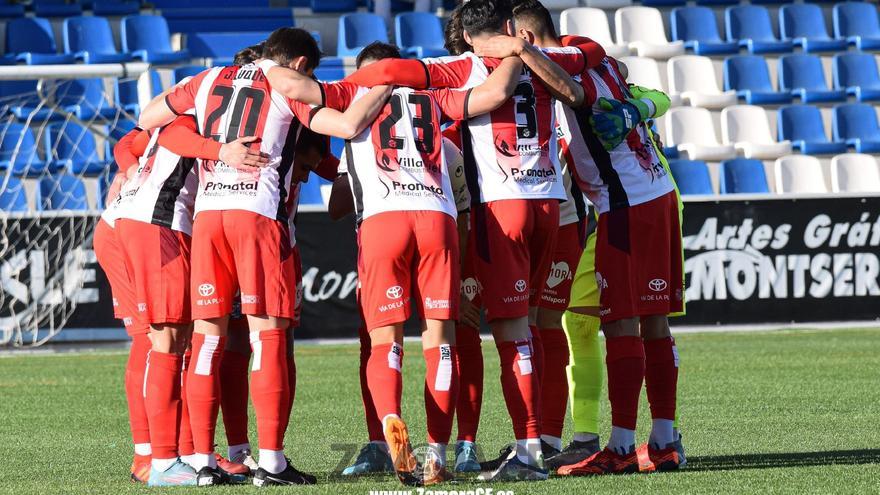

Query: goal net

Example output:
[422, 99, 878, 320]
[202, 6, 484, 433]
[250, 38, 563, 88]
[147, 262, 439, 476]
[0, 63, 150, 347]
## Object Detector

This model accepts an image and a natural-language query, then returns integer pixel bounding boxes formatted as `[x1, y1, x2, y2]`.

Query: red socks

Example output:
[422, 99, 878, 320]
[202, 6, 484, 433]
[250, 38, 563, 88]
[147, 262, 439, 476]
[605, 336, 645, 430]
[455, 325, 483, 443]
[219, 348, 251, 447]
[424, 345, 460, 444]
[145, 350, 183, 459]
[125, 334, 151, 447]
[528, 325, 545, 383]
[496, 339, 541, 439]
[366, 342, 404, 421]
[644, 337, 678, 420]
[249, 329, 290, 451]
[285, 343, 296, 426]
[359, 325, 385, 442]
[187, 332, 224, 454]
[178, 348, 194, 457]
[539, 328, 570, 439]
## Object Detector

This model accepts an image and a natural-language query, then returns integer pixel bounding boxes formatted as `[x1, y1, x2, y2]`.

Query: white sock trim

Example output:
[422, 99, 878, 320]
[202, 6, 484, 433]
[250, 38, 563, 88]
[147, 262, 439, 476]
[134, 443, 152, 456]
[152, 457, 177, 472]
[228, 442, 250, 461]
[258, 449, 287, 474]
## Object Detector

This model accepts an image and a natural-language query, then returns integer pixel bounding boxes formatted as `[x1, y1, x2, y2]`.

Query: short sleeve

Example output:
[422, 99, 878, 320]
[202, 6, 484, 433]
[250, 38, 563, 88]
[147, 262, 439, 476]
[431, 88, 471, 123]
[321, 81, 360, 111]
[288, 98, 322, 126]
[165, 69, 210, 115]
[422, 54, 475, 89]
[542, 46, 588, 76]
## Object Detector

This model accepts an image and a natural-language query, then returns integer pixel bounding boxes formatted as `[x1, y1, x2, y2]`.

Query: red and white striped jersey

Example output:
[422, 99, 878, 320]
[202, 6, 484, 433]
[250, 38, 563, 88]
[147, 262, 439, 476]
[165, 64, 313, 221]
[556, 57, 674, 214]
[113, 128, 198, 235]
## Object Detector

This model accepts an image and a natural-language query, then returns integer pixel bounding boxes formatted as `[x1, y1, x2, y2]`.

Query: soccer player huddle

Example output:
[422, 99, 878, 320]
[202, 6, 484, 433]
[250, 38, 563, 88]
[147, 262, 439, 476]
[93, 0, 685, 487]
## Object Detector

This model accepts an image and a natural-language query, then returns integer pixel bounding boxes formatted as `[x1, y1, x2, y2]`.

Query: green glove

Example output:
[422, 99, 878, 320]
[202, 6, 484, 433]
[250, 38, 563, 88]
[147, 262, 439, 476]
[589, 97, 652, 151]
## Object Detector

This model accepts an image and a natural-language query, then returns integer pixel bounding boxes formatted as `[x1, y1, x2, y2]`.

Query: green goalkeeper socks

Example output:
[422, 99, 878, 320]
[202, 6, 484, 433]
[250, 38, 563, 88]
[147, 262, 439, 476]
[562, 311, 603, 436]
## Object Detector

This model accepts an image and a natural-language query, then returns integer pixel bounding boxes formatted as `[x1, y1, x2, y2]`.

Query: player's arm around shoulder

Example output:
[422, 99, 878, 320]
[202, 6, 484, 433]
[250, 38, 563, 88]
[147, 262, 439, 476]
[308, 85, 392, 140]
[466, 57, 524, 117]
[258, 59, 324, 106]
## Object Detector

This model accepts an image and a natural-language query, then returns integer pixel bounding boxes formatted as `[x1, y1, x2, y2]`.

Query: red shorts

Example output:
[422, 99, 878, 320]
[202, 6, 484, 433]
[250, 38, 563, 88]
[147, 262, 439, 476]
[190, 210, 296, 320]
[595, 191, 684, 323]
[115, 219, 192, 325]
[471, 199, 560, 321]
[93, 220, 149, 336]
[358, 210, 459, 330]
[538, 221, 585, 311]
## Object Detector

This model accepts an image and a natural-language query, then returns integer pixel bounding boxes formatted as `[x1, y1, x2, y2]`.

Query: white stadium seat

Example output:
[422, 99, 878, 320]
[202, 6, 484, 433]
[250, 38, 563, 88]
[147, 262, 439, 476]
[560, 8, 629, 58]
[721, 105, 793, 160]
[774, 155, 828, 193]
[666, 107, 737, 161]
[667, 55, 737, 109]
[615, 7, 685, 59]
[830, 153, 880, 192]
[619, 56, 681, 106]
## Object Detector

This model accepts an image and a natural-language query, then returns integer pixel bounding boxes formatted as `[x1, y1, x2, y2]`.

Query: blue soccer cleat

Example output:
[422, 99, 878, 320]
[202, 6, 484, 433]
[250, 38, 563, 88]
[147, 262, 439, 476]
[454, 441, 481, 473]
[341, 443, 394, 476]
[147, 459, 198, 487]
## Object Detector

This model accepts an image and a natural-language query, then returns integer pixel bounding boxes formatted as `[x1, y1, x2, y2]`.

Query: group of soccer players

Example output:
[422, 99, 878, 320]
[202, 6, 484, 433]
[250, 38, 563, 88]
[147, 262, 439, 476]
[94, 0, 685, 487]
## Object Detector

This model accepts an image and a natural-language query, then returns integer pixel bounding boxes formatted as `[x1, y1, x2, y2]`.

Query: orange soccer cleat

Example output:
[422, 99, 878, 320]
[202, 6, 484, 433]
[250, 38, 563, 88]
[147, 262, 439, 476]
[130, 454, 151, 483]
[556, 447, 656, 476]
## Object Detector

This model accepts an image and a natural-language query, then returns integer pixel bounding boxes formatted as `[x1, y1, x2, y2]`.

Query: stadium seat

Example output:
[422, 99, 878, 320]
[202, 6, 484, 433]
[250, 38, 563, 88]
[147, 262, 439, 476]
[6, 17, 75, 65]
[395, 12, 447, 58]
[560, 8, 629, 58]
[665, 107, 737, 161]
[721, 105, 792, 160]
[45, 123, 107, 176]
[96, 169, 116, 208]
[667, 55, 737, 109]
[122, 15, 191, 65]
[338, 14, 389, 58]
[311, 0, 357, 12]
[619, 56, 679, 105]
[115, 72, 163, 116]
[779, 54, 847, 103]
[832, 103, 880, 154]
[641, 0, 685, 6]
[723, 55, 792, 105]
[299, 180, 325, 206]
[615, 7, 685, 59]
[0, 80, 56, 122]
[778, 105, 847, 155]
[670, 7, 738, 55]
[774, 155, 828, 194]
[0, 176, 28, 212]
[93, 0, 141, 16]
[719, 158, 770, 194]
[109, 119, 137, 141]
[668, 159, 714, 195]
[36, 173, 89, 211]
[315, 64, 346, 82]
[54, 79, 118, 121]
[833, 1, 880, 51]
[726, 6, 793, 54]
[0, 123, 50, 178]
[0, 3, 25, 18]
[186, 32, 272, 64]
[779, 4, 848, 53]
[832, 52, 880, 102]
[583, 0, 632, 7]
[64, 16, 133, 64]
[830, 153, 880, 192]
[34, 0, 83, 17]
[172, 65, 208, 84]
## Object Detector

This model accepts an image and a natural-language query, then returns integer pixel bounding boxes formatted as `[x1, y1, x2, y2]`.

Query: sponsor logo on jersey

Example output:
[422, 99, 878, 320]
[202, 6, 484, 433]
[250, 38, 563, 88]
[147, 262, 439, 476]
[203, 181, 258, 193]
[514, 279, 527, 293]
[546, 261, 573, 289]
[241, 294, 259, 304]
[391, 181, 445, 196]
[198, 284, 215, 297]
[595, 272, 609, 290]
[378, 299, 406, 313]
[386, 285, 403, 299]
[424, 297, 450, 310]
[461, 277, 480, 301]
[137, 303, 147, 312]
[649, 278, 668, 292]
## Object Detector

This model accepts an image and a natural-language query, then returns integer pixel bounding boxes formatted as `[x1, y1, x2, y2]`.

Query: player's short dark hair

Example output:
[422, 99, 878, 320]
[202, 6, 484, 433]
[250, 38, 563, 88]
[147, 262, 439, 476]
[444, 6, 471, 55]
[459, 0, 513, 37]
[512, 0, 558, 39]
[355, 41, 402, 68]
[233, 42, 264, 66]
[263, 27, 321, 71]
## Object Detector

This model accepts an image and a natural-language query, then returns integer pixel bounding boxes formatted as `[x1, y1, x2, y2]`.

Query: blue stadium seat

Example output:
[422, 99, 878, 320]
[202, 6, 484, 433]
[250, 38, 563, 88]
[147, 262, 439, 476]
[724, 55, 792, 105]
[93, 0, 141, 16]
[0, 123, 50, 178]
[832, 52, 880, 102]
[162, 8, 293, 35]
[0, 3, 25, 18]
[6, 17, 75, 65]
[779, 54, 847, 103]
[778, 105, 847, 155]
[396, 12, 448, 58]
[832, 103, 880, 154]
[671, 7, 738, 55]
[779, 4, 848, 53]
[726, 6, 793, 54]
[833, 1, 880, 51]
[45, 123, 108, 176]
[315, 65, 345, 82]
[186, 32, 272, 64]
[641, 0, 685, 6]
[96, 169, 116, 208]
[0, 175, 28, 212]
[172, 65, 208, 84]
[311, 0, 357, 12]
[115, 71, 163, 115]
[338, 13, 389, 57]
[299, 180, 325, 205]
[55, 78, 118, 120]
[0, 80, 53, 121]
[330, 137, 345, 159]
[696, 0, 738, 5]
[109, 119, 137, 141]
[669, 159, 713, 195]
[121, 15, 191, 65]
[37, 173, 89, 211]
[719, 158, 770, 194]
[34, 0, 83, 17]
[64, 16, 133, 64]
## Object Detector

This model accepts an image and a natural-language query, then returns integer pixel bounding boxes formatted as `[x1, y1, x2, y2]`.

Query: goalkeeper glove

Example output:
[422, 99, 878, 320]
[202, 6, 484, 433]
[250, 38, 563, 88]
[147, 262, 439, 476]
[590, 97, 653, 151]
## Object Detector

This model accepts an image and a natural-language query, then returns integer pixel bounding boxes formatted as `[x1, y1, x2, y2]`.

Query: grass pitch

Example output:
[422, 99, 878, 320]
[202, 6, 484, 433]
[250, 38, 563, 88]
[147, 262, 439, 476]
[1, 328, 879, 494]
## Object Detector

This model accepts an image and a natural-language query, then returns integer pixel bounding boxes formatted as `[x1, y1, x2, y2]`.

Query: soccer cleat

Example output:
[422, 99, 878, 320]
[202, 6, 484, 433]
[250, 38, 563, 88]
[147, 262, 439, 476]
[476, 452, 548, 482]
[130, 454, 151, 483]
[541, 440, 561, 460]
[646, 443, 683, 472]
[341, 443, 394, 476]
[478, 444, 513, 472]
[674, 433, 687, 467]
[216, 453, 251, 477]
[383, 416, 420, 486]
[556, 447, 655, 476]
[253, 459, 317, 486]
[147, 459, 198, 487]
[422, 456, 454, 486]
[546, 437, 601, 470]
[196, 465, 244, 486]
[454, 441, 481, 473]
[230, 448, 260, 473]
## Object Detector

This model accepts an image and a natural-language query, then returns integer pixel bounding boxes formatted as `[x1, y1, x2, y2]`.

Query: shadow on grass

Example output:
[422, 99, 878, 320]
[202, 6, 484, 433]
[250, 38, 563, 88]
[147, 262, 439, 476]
[685, 449, 880, 472]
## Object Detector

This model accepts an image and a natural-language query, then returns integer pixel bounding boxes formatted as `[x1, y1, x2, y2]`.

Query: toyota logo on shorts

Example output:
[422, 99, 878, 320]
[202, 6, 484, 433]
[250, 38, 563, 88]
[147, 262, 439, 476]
[514, 279, 527, 293]
[649, 279, 668, 292]
[198, 283, 215, 297]
[386, 285, 403, 299]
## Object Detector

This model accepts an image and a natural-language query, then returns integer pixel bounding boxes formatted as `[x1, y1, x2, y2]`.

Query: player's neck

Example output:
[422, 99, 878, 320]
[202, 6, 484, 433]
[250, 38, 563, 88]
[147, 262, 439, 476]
[535, 36, 562, 49]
